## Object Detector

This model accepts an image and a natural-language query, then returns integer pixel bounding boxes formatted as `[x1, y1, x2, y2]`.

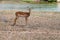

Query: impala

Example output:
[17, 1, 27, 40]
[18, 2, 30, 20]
[13, 8, 31, 26]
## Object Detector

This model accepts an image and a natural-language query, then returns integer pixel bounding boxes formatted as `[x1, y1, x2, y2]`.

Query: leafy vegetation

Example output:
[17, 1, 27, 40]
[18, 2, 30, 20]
[0, 0, 57, 4]
[48, 0, 57, 2]
[22, 0, 57, 4]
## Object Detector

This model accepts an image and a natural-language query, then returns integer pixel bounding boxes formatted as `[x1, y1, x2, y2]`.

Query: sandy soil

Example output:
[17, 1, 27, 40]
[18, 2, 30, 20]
[0, 10, 60, 40]
[0, 1, 60, 40]
[0, 10, 60, 31]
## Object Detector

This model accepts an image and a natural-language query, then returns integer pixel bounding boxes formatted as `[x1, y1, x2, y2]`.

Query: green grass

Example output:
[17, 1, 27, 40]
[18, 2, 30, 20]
[23, 1, 56, 4]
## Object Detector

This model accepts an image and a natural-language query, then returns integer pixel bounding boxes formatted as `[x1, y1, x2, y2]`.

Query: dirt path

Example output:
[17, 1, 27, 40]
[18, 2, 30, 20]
[0, 10, 60, 31]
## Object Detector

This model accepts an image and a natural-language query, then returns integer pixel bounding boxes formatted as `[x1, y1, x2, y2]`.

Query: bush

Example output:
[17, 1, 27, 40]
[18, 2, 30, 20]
[48, 0, 56, 2]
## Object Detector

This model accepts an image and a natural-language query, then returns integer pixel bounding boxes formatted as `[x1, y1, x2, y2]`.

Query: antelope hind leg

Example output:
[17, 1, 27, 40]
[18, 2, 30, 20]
[12, 17, 18, 26]
[25, 17, 28, 25]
